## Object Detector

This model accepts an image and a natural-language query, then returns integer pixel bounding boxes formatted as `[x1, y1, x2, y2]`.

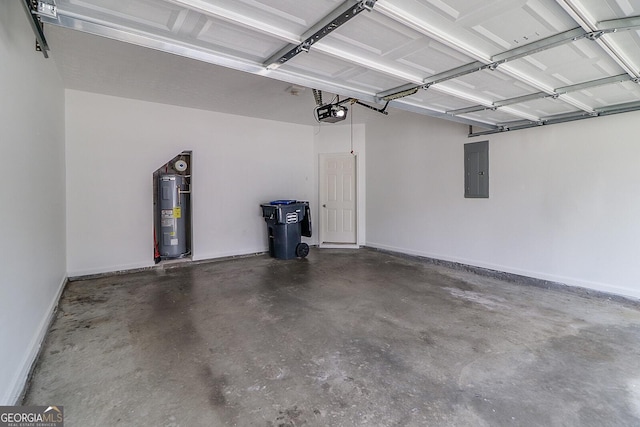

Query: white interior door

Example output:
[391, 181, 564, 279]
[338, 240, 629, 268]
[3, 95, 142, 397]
[319, 153, 357, 245]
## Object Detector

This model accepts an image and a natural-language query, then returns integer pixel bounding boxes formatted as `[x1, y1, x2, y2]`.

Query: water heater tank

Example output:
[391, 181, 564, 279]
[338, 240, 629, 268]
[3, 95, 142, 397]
[158, 174, 188, 258]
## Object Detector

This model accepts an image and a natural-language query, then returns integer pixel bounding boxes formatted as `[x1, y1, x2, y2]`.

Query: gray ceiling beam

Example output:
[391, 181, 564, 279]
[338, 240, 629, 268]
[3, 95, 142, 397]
[448, 73, 633, 117]
[468, 113, 587, 136]
[376, 27, 592, 102]
[597, 100, 640, 115]
[447, 92, 549, 116]
[538, 110, 597, 122]
[376, 7, 640, 118]
[468, 98, 640, 137]
[423, 61, 488, 87]
[491, 27, 587, 64]
[597, 15, 640, 32]
[390, 102, 499, 130]
[492, 92, 549, 108]
[169, 0, 421, 83]
[555, 74, 633, 93]
[376, 61, 486, 101]
[263, 0, 377, 70]
[447, 105, 490, 116]
[376, 61, 487, 102]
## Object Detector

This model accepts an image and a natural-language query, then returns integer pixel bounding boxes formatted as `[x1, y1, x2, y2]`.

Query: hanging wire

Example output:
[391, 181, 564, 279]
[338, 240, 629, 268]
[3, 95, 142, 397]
[350, 100, 354, 154]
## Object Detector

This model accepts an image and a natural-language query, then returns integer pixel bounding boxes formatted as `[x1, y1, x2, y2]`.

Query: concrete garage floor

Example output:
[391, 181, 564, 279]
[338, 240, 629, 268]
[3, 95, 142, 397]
[24, 249, 640, 426]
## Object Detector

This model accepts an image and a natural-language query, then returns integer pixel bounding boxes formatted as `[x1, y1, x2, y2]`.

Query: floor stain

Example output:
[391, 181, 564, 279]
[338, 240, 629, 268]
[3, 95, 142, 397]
[23, 249, 640, 427]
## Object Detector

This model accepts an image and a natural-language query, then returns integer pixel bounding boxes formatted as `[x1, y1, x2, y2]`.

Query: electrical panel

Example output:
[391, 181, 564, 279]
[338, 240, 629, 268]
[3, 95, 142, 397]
[464, 141, 489, 198]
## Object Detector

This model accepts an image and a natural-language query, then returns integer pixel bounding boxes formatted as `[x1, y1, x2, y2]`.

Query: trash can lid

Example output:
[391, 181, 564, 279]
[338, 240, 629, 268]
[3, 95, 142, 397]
[270, 199, 297, 205]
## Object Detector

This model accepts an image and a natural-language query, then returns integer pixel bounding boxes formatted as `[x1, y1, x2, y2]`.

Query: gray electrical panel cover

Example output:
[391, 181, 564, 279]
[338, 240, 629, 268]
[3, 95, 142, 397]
[464, 140, 489, 198]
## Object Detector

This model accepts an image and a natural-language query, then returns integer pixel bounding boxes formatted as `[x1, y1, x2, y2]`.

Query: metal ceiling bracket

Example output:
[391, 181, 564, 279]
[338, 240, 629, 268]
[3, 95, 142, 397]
[20, 0, 51, 58]
[585, 31, 605, 41]
[35, 0, 57, 18]
[299, 41, 312, 53]
[264, 0, 377, 70]
[361, 0, 377, 11]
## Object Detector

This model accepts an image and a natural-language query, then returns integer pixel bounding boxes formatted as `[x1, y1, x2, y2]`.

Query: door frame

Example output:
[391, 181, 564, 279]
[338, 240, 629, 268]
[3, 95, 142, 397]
[318, 152, 359, 248]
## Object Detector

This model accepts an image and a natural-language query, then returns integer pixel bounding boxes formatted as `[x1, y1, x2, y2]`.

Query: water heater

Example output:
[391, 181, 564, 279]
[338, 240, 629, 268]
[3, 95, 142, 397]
[158, 174, 188, 258]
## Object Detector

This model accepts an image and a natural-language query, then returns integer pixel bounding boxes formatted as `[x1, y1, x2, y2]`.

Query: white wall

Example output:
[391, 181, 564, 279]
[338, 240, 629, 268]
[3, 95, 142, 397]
[313, 122, 366, 246]
[66, 90, 314, 276]
[366, 109, 640, 299]
[0, 2, 66, 404]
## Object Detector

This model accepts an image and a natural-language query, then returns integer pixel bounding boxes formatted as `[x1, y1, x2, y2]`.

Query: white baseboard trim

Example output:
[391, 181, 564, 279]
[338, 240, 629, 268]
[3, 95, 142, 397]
[192, 248, 268, 262]
[67, 260, 154, 279]
[366, 242, 640, 301]
[319, 244, 360, 249]
[4, 274, 67, 405]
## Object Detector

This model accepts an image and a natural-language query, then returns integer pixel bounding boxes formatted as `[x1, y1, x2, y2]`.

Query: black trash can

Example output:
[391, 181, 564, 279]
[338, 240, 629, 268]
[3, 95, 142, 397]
[261, 200, 312, 259]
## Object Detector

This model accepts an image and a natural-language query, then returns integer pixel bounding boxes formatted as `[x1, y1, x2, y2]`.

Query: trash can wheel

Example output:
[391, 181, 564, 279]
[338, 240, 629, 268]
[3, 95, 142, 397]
[296, 243, 310, 258]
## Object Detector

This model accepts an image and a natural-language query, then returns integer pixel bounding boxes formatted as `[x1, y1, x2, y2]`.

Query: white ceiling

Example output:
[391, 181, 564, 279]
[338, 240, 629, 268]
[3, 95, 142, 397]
[34, 0, 640, 131]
